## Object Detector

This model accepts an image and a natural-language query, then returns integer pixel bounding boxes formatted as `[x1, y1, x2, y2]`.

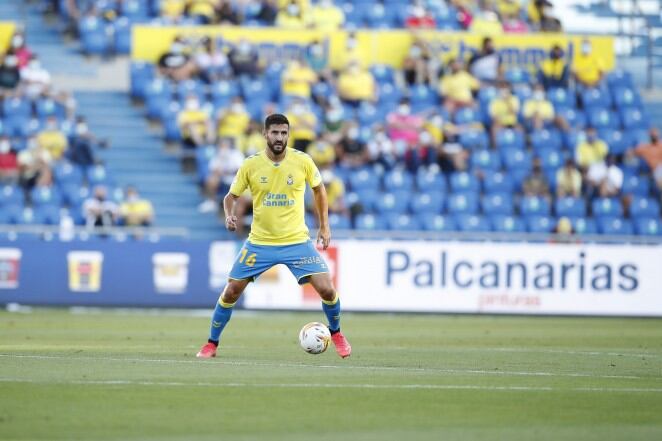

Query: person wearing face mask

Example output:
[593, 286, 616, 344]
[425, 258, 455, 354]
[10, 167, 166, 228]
[0, 136, 19, 183]
[178, 94, 212, 150]
[401, 40, 433, 86]
[537, 44, 569, 89]
[281, 58, 318, 99]
[438, 58, 480, 117]
[337, 61, 376, 107]
[119, 186, 155, 227]
[405, 130, 439, 173]
[386, 98, 424, 146]
[576, 127, 608, 169]
[467, 37, 503, 84]
[286, 99, 317, 152]
[83, 186, 119, 229]
[405, 4, 436, 29]
[523, 84, 555, 130]
[305, 40, 329, 76]
[308, 0, 344, 31]
[256, 0, 278, 25]
[306, 136, 336, 168]
[67, 116, 103, 168]
[488, 82, 521, 145]
[158, 37, 196, 81]
[0, 54, 21, 90]
[631, 128, 662, 191]
[198, 137, 246, 213]
[573, 38, 605, 89]
[216, 96, 250, 146]
[20, 55, 51, 99]
[337, 122, 368, 167]
[36, 116, 68, 160]
[10, 32, 32, 69]
[228, 39, 261, 77]
[276, 0, 308, 28]
[240, 120, 266, 156]
[183, 0, 218, 24]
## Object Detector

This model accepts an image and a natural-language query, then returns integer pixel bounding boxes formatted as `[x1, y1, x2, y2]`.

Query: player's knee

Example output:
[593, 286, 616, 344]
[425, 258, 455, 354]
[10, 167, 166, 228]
[317, 285, 336, 302]
[222, 281, 245, 303]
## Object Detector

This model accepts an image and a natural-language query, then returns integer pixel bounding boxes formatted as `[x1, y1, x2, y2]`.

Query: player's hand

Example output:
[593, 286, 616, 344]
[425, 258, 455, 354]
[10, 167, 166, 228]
[225, 215, 237, 231]
[317, 225, 331, 250]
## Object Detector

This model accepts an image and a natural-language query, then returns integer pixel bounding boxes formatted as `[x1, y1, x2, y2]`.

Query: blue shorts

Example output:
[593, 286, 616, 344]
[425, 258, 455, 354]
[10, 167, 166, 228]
[229, 240, 329, 285]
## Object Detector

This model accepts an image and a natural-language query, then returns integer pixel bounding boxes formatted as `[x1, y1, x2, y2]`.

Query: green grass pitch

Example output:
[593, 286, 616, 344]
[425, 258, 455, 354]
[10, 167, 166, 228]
[0, 309, 661, 441]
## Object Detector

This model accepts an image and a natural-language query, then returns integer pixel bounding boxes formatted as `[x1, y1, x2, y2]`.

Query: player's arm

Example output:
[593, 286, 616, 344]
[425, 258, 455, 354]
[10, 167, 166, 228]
[312, 183, 330, 250]
[223, 192, 239, 231]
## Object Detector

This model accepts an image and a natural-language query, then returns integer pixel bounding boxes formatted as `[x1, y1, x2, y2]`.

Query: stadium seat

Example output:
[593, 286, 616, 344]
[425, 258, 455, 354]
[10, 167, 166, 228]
[519, 196, 551, 216]
[482, 171, 514, 194]
[377, 82, 402, 105]
[629, 196, 660, 218]
[447, 192, 479, 215]
[415, 169, 446, 191]
[357, 102, 384, 127]
[620, 107, 650, 130]
[597, 217, 634, 235]
[470, 149, 501, 171]
[501, 148, 533, 172]
[0, 185, 25, 207]
[621, 174, 650, 196]
[504, 68, 530, 85]
[537, 148, 565, 171]
[30, 186, 63, 207]
[347, 189, 378, 213]
[211, 79, 239, 106]
[348, 168, 380, 191]
[557, 108, 587, 129]
[459, 129, 489, 150]
[597, 129, 630, 155]
[589, 109, 618, 130]
[634, 218, 662, 236]
[374, 191, 409, 214]
[607, 70, 634, 89]
[409, 192, 444, 214]
[454, 107, 480, 125]
[86, 164, 114, 187]
[592, 198, 624, 218]
[495, 128, 525, 150]
[554, 197, 586, 217]
[449, 171, 480, 193]
[612, 87, 642, 109]
[354, 213, 387, 230]
[481, 193, 513, 215]
[490, 214, 525, 233]
[328, 213, 351, 230]
[370, 64, 396, 84]
[33, 204, 61, 225]
[129, 62, 155, 99]
[581, 87, 611, 109]
[530, 128, 563, 152]
[547, 88, 577, 109]
[454, 214, 491, 232]
[570, 217, 597, 235]
[386, 213, 422, 231]
[418, 213, 457, 232]
[526, 215, 554, 233]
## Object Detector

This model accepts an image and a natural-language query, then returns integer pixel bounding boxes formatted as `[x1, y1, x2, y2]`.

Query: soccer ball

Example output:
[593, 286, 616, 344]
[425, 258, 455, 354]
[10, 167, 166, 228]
[298, 322, 331, 354]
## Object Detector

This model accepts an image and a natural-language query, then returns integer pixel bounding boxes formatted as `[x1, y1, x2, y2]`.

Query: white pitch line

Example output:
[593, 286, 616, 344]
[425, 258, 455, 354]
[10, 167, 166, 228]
[1, 377, 661, 393]
[0, 353, 651, 380]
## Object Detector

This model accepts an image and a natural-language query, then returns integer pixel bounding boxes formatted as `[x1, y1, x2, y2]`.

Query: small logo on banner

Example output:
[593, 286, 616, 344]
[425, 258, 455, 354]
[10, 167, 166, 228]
[152, 252, 190, 294]
[67, 251, 104, 292]
[0, 248, 22, 289]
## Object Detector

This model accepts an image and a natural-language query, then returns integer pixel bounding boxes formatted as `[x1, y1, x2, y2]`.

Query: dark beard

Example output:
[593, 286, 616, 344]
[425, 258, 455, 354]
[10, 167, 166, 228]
[267, 139, 286, 156]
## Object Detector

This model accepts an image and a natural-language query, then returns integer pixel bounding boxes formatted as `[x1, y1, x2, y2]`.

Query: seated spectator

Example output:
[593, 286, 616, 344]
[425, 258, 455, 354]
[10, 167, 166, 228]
[184, 0, 219, 24]
[337, 61, 376, 107]
[489, 83, 521, 143]
[305, 40, 329, 80]
[367, 125, 400, 170]
[586, 155, 623, 198]
[286, 99, 317, 152]
[528, 0, 562, 32]
[9, 31, 32, 69]
[630, 128, 662, 191]
[576, 128, 608, 169]
[405, 4, 436, 29]
[401, 40, 435, 87]
[552, 216, 576, 243]
[240, 120, 265, 157]
[194, 37, 230, 83]
[498, 0, 528, 32]
[523, 84, 568, 131]
[322, 97, 347, 144]
[308, 0, 344, 31]
[386, 98, 424, 146]
[439, 58, 480, 117]
[17, 136, 52, 191]
[256, 0, 278, 25]
[468, 37, 503, 85]
[573, 38, 605, 89]
[438, 139, 469, 172]
[20, 55, 51, 99]
[321, 169, 349, 217]
[178, 95, 212, 149]
[338, 32, 363, 69]
[216, 96, 250, 147]
[336, 122, 368, 168]
[158, 38, 197, 81]
[66, 116, 101, 168]
[454, 1, 473, 29]
[281, 58, 317, 100]
[120, 186, 155, 227]
[306, 137, 336, 168]
[405, 130, 438, 173]
[556, 159, 582, 198]
[218, 0, 240, 24]
[537, 44, 569, 90]
[0, 136, 18, 183]
[522, 159, 550, 198]
[0, 53, 20, 90]
[37, 116, 68, 160]
[469, 10, 503, 35]
[276, 0, 308, 28]
[198, 137, 244, 213]
[228, 39, 261, 77]
[83, 186, 119, 228]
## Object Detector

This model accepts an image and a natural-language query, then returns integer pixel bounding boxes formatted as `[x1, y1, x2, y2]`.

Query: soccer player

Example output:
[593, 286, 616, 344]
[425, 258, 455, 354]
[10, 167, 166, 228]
[196, 114, 352, 359]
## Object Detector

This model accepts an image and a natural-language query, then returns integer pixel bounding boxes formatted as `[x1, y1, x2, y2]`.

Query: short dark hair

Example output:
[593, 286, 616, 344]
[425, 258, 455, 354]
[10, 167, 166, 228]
[264, 114, 289, 130]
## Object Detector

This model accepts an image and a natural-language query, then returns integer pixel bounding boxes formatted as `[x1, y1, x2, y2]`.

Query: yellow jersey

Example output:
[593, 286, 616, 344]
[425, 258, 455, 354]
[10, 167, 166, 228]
[230, 148, 322, 245]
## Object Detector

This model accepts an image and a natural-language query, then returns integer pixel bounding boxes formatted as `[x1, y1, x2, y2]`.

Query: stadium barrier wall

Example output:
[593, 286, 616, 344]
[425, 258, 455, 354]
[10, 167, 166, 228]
[131, 25, 615, 72]
[1, 239, 661, 316]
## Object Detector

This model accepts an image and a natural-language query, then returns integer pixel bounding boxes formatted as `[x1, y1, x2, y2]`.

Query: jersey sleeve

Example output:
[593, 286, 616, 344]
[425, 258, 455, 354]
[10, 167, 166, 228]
[229, 162, 249, 196]
[305, 155, 322, 188]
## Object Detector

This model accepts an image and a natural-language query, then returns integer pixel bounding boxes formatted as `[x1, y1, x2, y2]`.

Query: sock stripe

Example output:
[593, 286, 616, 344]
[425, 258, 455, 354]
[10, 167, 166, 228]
[218, 298, 236, 308]
[321, 292, 338, 306]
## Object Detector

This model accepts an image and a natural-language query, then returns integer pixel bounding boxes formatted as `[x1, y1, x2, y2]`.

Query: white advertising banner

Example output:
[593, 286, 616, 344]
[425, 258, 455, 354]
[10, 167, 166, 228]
[242, 240, 662, 316]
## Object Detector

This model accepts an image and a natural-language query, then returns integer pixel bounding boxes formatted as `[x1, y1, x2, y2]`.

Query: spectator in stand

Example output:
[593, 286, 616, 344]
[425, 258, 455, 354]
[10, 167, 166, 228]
[401, 40, 434, 87]
[276, 0, 308, 28]
[498, 0, 528, 32]
[194, 37, 230, 83]
[523, 159, 550, 198]
[453, 0, 473, 29]
[218, 0, 240, 24]
[158, 38, 197, 81]
[17, 136, 51, 192]
[198, 137, 245, 213]
[405, 4, 436, 29]
[467, 37, 503, 85]
[438, 58, 480, 117]
[586, 154, 623, 198]
[83, 186, 119, 228]
[66, 116, 101, 168]
[337, 61, 376, 107]
[489, 82, 521, 143]
[469, 9, 503, 35]
[386, 98, 424, 147]
[338, 32, 362, 69]
[576, 128, 608, 169]
[367, 125, 401, 170]
[529, 0, 562, 32]
[184, 0, 219, 24]
[20, 55, 51, 99]
[405, 130, 438, 173]
[0, 136, 18, 183]
[286, 99, 317, 152]
[256, 0, 278, 25]
[321, 169, 349, 217]
[308, 0, 344, 31]
[281, 58, 317, 100]
[556, 158, 583, 198]
[119, 186, 155, 227]
[178, 94, 212, 150]
[573, 38, 605, 89]
[306, 137, 336, 168]
[630, 128, 662, 191]
[523, 83, 568, 131]
[9, 31, 32, 69]
[321, 97, 347, 144]
[37, 115, 68, 161]
[0, 53, 20, 90]
[240, 120, 266, 157]
[537, 44, 569, 90]
[216, 96, 250, 147]
[228, 39, 261, 77]
[336, 122, 368, 167]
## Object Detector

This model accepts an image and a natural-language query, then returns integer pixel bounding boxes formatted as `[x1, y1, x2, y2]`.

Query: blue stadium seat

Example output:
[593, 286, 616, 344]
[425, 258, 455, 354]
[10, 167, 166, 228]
[495, 128, 525, 150]
[354, 213, 387, 230]
[501, 148, 533, 171]
[329, 213, 351, 229]
[418, 213, 457, 232]
[370, 64, 396, 84]
[145, 78, 174, 120]
[570, 217, 597, 235]
[598, 217, 633, 235]
[505, 68, 530, 85]
[0, 185, 25, 207]
[581, 87, 611, 109]
[478, 87, 498, 108]
[455, 214, 491, 232]
[415, 169, 446, 191]
[530, 128, 563, 152]
[482, 171, 514, 194]
[86, 164, 114, 187]
[377, 82, 402, 105]
[447, 192, 479, 215]
[597, 129, 630, 155]
[629, 196, 660, 218]
[35, 97, 67, 120]
[195, 145, 216, 183]
[129, 62, 155, 100]
[177, 79, 205, 102]
[410, 84, 438, 111]
[386, 213, 422, 231]
[547, 88, 577, 109]
[591, 198, 624, 218]
[554, 197, 586, 217]
[348, 168, 380, 191]
[410, 192, 444, 214]
[537, 148, 565, 171]
[374, 191, 410, 214]
[481, 193, 513, 215]
[33, 204, 61, 225]
[519, 196, 551, 216]
[311, 81, 335, 102]
[454, 107, 480, 125]
[620, 107, 650, 130]
[490, 214, 525, 232]
[240, 77, 273, 102]
[79, 17, 111, 55]
[346, 190, 377, 213]
[30, 186, 63, 207]
[470, 149, 500, 171]
[634, 218, 662, 236]
[621, 174, 650, 196]
[383, 169, 414, 192]
[458, 129, 489, 150]
[589, 109, 618, 130]
[357, 102, 384, 127]
[211, 79, 239, 107]
[54, 161, 84, 187]
[3, 96, 31, 119]
[607, 70, 634, 89]
[612, 87, 642, 109]
[113, 17, 132, 54]
[449, 171, 480, 193]
[526, 215, 554, 233]
[557, 107, 587, 129]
